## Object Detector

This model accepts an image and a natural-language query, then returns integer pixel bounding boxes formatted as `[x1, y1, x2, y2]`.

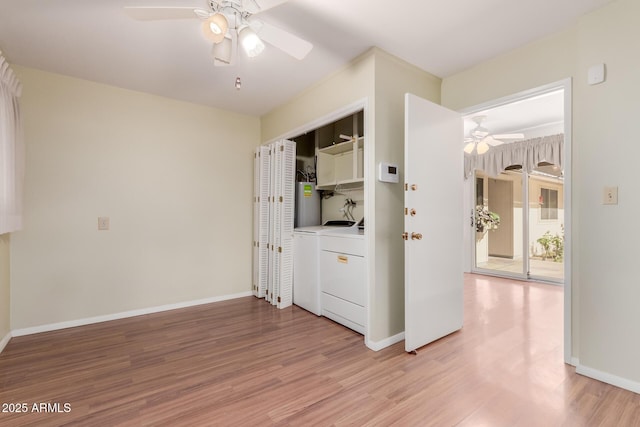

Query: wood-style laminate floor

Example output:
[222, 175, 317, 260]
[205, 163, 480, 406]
[1, 274, 639, 426]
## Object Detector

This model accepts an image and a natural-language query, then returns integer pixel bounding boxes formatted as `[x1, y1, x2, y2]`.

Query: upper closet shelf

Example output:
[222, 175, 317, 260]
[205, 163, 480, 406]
[318, 136, 365, 155]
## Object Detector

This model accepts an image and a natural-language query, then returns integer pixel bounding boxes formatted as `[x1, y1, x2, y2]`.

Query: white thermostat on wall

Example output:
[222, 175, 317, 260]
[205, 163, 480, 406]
[378, 162, 399, 183]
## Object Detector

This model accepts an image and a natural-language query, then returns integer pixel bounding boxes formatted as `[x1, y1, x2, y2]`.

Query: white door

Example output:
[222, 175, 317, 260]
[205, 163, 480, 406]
[404, 93, 464, 353]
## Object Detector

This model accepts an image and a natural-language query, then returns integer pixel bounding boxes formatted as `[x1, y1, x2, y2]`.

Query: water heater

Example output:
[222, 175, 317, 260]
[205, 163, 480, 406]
[295, 182, 321, 227]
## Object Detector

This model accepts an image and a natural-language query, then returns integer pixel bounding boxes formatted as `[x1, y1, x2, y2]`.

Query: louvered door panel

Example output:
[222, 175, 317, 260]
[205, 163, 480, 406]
[252, 148, 260, 297]
[271, 141, 283, 306]
[257, 145, 271, 299]
[277, 140, 296, 308]
[267, 143, 276, 304]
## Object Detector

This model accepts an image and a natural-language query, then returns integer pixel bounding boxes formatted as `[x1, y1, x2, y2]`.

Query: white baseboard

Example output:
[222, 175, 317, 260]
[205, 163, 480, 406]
[11, 291, 253, 337]
[0, 331, 11, 354]
[576, 363, 640, 394]
[569, 357, 579, 367]
[366, 331, 405, 351]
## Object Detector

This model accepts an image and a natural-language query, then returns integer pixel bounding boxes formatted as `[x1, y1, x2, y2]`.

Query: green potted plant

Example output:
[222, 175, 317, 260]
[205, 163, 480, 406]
[475, 205, 500, 233]
[537, 227, 564, 262]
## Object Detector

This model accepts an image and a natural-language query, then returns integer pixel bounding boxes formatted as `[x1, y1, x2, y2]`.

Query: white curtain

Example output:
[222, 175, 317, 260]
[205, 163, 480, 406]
[0, 51, 24, 234]
[464, 134, 563, 179]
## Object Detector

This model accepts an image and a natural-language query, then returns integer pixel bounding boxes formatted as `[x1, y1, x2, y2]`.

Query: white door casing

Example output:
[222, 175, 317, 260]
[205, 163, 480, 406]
[404, 93, 464, 353]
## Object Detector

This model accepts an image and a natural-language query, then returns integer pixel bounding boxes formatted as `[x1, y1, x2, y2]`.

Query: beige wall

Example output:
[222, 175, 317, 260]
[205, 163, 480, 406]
[10, 67, 260, 330]
[442, 28, 577, 112]
[261, 52, 375, 143]
[442, 0, 640, 384]
[0, 234, 9, 339]
[370, 50, 441, 341]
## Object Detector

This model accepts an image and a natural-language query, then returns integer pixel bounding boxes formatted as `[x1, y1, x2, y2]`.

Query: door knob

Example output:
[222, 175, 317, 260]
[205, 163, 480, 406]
[411, 232, 423, 240]
[410, 209, 417, 217]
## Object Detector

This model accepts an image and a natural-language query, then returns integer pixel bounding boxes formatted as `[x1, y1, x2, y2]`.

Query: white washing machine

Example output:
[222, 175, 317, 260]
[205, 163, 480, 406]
[293, 221, 355, 316]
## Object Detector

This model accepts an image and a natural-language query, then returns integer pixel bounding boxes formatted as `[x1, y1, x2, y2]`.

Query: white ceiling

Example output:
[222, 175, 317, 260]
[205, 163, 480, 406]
[463, 89, 565, 139]
[0, 0, 613, 117]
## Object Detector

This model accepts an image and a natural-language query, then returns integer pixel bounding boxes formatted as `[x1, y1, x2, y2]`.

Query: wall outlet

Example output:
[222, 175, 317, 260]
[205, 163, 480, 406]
[603, 187, 618, 205]
[98, 217, 110, 231]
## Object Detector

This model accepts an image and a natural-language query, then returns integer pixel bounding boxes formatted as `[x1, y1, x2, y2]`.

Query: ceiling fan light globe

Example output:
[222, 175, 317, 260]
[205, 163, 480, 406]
[464, 142, 475, 154]
[239, 26, 265, 57]
[477, 141, 490, 155]
[202, 13, 229, 43]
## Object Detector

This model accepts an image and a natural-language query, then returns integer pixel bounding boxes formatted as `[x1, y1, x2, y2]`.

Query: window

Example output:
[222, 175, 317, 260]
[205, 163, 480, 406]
[475, 177, 484, 206]
[540, 188, 558, 220]
[0, 53, 24, 234]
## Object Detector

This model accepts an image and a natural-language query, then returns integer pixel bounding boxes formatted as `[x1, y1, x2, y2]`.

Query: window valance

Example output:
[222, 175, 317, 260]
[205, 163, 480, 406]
[464, 134, 563, 179]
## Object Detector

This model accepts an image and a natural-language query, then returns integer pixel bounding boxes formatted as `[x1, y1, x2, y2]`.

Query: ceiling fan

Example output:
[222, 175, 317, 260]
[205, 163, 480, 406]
[124, 0, 313, 66]
[463, 115, 525, 155]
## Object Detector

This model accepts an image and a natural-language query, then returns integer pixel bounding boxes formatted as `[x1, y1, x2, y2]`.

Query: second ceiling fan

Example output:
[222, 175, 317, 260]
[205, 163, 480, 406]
[124, 0, 313, 66]
[464, 115, 524, 155]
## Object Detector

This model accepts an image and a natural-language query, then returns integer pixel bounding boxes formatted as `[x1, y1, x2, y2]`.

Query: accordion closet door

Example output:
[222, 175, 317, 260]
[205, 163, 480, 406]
[253, 140, 295, 309]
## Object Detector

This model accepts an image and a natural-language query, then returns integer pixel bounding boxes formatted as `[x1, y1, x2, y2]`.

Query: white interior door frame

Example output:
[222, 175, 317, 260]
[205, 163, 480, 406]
[264, 98, 372, 341]
[458, 78, 574, 365]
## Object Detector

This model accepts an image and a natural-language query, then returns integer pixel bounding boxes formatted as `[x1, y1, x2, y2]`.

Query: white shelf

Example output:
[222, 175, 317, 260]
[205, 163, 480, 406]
[317, 138, 364, 190]
[337, 178, 364, 187]
[319, 136, 365, 155]
[316, 181, 337, 190]
[319, 140, 353, 155]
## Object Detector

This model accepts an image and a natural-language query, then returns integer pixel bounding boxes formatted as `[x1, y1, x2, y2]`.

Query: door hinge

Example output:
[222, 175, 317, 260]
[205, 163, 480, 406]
[279, 196, 283, 203]
[278, 247, 282, 253]
[277, 296, 281, 303]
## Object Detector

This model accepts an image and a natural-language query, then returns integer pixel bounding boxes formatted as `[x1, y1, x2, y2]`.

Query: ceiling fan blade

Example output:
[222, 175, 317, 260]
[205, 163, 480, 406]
[492, 133, 525, 140]
[249, 0, 290, 14]
[242, 0, 262, 14]
[124, 6, 203, 21]
[252, 20, 312, 60]
[484, 136, 503, 147]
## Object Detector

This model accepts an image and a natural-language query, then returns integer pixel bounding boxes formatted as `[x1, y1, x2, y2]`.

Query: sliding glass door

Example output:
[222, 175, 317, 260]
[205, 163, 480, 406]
[473, 163, 564, 283]
[528, 165, 564, 282]
[474, 169, 524, 277]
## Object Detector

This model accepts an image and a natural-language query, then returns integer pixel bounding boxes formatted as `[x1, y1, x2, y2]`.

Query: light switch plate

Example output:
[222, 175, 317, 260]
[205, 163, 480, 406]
[98, 217, 110, 230]
[603, 187, 618, 205]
